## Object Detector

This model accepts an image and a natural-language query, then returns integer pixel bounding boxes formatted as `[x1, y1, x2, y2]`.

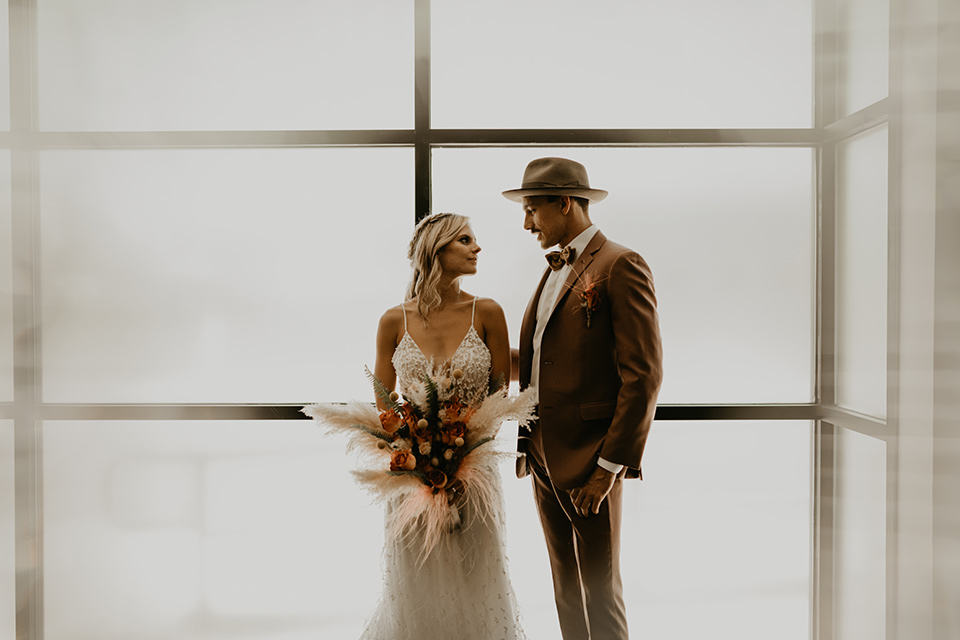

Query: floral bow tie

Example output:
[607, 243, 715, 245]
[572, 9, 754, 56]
[545, 246, 576, 271]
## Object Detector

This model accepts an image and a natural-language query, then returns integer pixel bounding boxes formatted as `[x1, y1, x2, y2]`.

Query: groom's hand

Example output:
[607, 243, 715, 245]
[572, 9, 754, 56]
[569, 466, 617, 518]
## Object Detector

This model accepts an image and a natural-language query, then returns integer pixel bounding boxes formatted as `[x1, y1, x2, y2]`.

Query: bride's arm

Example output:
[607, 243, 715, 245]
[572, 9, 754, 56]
[373, 306, 402, 410]
[479, 299, 511, 390]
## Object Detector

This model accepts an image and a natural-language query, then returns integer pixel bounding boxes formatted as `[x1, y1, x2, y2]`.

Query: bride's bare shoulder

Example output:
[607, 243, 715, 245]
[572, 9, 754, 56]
[473, 297, 507, 324]
[473, 296, 503, 312]
[377, 303, 408, 334]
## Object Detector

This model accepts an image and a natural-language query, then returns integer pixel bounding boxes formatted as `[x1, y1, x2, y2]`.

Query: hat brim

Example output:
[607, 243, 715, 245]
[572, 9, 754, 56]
[501, 187, 608, 204]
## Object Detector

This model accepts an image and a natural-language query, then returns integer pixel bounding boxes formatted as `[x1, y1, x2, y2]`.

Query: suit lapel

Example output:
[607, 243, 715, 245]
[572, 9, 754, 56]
[544, 231, 607, 324]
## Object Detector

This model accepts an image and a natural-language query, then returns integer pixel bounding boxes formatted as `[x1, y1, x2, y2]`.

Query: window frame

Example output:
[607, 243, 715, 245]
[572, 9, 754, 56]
[5, 0, 899, 638]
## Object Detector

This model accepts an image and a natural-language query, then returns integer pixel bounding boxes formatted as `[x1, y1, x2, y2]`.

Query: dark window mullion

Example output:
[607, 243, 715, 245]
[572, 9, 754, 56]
[34, 403, 821, 422]
[414, 0, 431, 222]
[430, 129, 824, 147]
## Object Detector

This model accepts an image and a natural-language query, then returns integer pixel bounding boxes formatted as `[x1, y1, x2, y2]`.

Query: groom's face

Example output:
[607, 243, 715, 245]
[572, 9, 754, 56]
[522, 196, 567, 250]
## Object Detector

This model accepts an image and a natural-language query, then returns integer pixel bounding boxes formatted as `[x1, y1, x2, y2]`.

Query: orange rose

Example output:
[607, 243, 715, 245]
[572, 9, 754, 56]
[379, 409, 402, 434]
[579, 285, 601, 328]
[426, 469, 448, 489]
[580, 287, 601, 312]
[443, 399, 467, 422]
[399, 404, 419, 430]
[390, 450, 417, 472]
[439, 420, 466, 445]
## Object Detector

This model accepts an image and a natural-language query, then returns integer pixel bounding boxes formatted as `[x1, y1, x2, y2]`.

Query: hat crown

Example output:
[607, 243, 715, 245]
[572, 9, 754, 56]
[501, 156, 608, 203]
[521, 157, 592, 189]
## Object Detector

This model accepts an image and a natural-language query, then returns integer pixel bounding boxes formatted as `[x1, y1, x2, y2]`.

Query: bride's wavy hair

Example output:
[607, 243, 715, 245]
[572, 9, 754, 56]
[406, 212, 470, 322]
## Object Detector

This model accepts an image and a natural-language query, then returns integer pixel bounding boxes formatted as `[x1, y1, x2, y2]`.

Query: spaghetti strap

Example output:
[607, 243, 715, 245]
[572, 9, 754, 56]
[401, 302, 408, 331]
[471, 296, 478, 326]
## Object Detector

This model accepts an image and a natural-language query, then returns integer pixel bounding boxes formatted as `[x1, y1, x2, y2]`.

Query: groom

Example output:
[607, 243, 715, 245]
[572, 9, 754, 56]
[504, 157, 663, 640]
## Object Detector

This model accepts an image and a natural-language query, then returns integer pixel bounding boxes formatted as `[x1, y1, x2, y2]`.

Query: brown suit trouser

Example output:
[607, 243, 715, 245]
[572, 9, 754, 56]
[528, 449, 628, 640]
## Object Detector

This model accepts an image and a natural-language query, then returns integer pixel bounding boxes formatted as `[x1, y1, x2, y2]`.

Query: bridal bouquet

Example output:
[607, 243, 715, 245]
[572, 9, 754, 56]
[302, 368, 536, 561]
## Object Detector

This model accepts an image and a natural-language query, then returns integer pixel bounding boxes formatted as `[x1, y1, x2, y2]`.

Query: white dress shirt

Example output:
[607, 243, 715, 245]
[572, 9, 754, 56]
[531, 225, 623, 475]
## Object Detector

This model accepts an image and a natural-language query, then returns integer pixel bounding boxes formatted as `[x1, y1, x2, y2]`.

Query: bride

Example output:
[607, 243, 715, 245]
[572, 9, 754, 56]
[362, 212, 526, 639]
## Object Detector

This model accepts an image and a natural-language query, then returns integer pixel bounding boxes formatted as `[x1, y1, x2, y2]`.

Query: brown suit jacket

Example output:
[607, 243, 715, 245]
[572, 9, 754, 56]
[517, 231, 663, 490]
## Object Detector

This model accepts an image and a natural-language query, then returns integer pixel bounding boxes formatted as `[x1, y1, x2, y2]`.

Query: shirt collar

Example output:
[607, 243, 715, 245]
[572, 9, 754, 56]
[562, 224, 599, 259]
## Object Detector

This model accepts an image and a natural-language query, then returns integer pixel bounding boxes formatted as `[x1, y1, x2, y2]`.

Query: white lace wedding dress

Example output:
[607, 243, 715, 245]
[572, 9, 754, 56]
[360, 299, 526, 640]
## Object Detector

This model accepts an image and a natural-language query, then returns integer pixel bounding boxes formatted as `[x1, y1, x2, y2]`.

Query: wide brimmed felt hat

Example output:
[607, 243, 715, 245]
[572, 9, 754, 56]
[502, 157, 608, 203]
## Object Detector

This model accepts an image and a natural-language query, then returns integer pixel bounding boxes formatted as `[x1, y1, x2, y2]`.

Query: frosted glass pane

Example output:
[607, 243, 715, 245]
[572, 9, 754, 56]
[42, 421, 386, 639]
[509, 421, 812, 640]
[835, 427, 887, 640]
[39, 148, 413, 403]
[0, 421, 12, 640]
[37, 0, 413, 131]
[837, 0, 889, 117]
[836, 126, 888, 418]
[0, 151, 10, 402]
[0, 1, 9, 130]
[433, 0, 813, 128]
[42, 419, 810, 640]
[628, 421, 811, 639]
[433, 148, 815, 404]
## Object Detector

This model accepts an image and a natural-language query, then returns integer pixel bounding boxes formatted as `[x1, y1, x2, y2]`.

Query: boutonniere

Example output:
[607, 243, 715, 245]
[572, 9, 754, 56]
[576, 274, 602, 328]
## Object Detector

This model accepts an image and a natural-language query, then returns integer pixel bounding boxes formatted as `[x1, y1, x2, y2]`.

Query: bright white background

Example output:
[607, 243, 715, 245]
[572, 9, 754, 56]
[836, 125, 889, 419]
[836, 0, 890, 118]
[40, 420, 811, 640]
[36, 0, 414, 131]
[834, 426, 887, 640]
[39, 148, 413, 403]
[432, 0, 813, 129]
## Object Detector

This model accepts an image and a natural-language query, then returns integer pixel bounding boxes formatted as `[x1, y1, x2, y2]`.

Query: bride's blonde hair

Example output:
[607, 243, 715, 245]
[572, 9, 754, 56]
[406, 212, 470, 321]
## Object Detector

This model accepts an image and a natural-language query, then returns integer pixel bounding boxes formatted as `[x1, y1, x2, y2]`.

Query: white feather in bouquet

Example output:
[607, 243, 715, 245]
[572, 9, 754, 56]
[302, 373, 536, 564]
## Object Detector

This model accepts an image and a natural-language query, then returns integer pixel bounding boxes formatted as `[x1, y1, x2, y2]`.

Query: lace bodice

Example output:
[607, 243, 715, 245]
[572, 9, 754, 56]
[392, 297, 493, 402]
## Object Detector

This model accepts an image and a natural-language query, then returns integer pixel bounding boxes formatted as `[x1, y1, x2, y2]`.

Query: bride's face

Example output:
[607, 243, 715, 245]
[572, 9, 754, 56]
[437, 225, 481, 276]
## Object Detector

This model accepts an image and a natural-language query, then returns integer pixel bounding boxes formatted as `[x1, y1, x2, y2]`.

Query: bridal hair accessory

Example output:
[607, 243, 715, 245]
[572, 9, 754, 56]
[303, 368, 536, 564]
[545, 245, 576, 271]
[408, 211, 457, 258]
[501, 157, 608, 203]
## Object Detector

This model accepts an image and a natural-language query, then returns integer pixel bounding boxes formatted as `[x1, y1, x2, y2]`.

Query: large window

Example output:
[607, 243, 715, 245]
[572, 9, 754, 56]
[431, 0, 813, 129]
[36, 0, 414, 131]
[39, 148, 413, 403]
[5, 0, 899, 639]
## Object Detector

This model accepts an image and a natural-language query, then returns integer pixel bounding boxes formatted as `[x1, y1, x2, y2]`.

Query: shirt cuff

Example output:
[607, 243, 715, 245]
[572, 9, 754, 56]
[597, 457, 624, 475]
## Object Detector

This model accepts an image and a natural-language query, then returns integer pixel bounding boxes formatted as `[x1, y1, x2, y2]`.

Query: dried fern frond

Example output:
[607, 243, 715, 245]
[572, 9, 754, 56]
[364, 366, 400, 411]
